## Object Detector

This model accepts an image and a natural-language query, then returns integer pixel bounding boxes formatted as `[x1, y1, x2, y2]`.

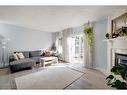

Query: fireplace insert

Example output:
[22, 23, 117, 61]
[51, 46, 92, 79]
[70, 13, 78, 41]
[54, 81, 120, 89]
[115, 53, 127, 66]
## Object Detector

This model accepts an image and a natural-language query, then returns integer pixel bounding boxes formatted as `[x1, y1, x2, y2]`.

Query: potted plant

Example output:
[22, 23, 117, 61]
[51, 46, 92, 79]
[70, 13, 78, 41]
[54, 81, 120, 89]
[119, 27, 127, 37]
[106, 64, 127, 89]
[83, 26, 93, 47]
[105, 33, 110, 39]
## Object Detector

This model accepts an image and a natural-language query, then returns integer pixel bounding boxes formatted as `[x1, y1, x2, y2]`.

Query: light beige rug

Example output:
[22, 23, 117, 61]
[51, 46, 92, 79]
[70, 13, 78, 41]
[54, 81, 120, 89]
[68, 63, 85, 73]
[15, 67, 83, 89]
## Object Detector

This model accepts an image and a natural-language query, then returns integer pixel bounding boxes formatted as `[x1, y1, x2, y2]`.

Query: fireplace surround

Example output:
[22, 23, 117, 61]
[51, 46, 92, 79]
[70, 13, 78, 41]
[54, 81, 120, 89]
[106, 36, 127, 74]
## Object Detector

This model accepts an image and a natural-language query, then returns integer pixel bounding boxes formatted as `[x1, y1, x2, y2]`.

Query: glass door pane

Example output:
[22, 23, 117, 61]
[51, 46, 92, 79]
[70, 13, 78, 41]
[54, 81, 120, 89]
[69, 35, 84, 64]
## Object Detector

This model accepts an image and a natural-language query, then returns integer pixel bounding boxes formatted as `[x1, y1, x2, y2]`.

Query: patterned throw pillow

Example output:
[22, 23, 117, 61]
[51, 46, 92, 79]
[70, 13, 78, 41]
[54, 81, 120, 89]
[44, 50, 51, 56]
[13, 53, 19, 60]
[17, 53, 25, 59]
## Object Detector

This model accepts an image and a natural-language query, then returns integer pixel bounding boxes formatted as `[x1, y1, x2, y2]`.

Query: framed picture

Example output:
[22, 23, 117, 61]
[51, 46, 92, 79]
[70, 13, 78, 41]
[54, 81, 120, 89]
[111, 12, 127, 38]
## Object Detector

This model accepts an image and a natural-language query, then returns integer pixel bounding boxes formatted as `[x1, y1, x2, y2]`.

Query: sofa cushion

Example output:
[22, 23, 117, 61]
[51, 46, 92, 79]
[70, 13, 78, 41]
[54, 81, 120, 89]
[19, 51, 30, 58]
[22, 51, 30, 58]
[10, 58, 35, 65]
[31, 56, 41, 63]
[29, 50, 41, 57]
[10, 62, 33, 72]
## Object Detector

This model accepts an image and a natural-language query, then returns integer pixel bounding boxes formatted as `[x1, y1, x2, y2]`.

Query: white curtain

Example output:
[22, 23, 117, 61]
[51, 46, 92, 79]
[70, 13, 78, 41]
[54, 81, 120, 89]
[54, 29, 71, 62]
[62, 28, 71, 62]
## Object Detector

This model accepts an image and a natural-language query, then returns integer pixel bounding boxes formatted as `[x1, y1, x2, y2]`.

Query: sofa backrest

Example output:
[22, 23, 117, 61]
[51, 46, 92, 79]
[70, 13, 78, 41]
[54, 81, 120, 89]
[29, 50, 41, 57]
[15, 51, 30, 58]
[9, 50, 42, 63]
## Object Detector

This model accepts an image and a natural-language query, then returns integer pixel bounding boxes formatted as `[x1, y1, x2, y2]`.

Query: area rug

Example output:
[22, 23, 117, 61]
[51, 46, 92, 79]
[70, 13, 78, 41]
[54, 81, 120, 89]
[15, 67, 83, 89]
[68, 63, 85, 73]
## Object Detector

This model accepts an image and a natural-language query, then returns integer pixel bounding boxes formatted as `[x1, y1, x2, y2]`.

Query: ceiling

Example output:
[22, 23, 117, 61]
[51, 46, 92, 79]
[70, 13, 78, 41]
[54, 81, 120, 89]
[0, 6, 127, 32]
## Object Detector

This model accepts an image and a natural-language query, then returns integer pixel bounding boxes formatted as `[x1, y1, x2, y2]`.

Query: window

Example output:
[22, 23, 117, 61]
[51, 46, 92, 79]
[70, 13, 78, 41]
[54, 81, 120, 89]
[56, 38, 63, 54]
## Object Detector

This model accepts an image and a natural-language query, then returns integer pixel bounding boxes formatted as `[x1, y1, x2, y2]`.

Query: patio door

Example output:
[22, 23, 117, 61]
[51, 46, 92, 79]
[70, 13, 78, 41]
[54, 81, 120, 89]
[69, 35, 84, 64]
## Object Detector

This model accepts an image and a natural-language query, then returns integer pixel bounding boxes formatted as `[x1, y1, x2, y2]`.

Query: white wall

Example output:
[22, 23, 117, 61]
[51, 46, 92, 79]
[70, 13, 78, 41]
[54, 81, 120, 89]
[0, 23, 53, 54]
[93, 19, 108, 74]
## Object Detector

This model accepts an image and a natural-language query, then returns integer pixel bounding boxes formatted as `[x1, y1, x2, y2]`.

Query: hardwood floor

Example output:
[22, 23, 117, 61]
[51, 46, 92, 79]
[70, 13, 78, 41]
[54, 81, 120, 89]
[66, 69, 110, 89]
[0, 63, 110, 89]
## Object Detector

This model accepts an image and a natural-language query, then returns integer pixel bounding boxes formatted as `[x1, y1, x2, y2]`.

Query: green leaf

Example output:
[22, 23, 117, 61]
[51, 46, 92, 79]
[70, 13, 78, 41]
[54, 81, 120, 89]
[121, 72, 126, 80]
[106, 64, 127, 89]
[111, 66, 118, 72]
[106, 75, 114, 80]
[83, 27, 93, 47]
[113, 80, 127, 89]
[122, 82, 127, 87]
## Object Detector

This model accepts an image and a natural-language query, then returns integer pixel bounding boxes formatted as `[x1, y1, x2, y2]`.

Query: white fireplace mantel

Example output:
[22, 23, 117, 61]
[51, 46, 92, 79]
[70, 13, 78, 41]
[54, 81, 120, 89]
[105, 36, 127, 74]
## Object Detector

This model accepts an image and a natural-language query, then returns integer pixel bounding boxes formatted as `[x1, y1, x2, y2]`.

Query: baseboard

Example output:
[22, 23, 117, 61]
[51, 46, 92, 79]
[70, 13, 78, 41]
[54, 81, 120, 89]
[94, 67, 108, 76]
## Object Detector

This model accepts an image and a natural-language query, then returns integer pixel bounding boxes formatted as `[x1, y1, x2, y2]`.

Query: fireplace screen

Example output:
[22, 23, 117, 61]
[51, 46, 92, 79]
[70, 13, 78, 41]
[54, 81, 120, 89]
[115, 53, 127, 66]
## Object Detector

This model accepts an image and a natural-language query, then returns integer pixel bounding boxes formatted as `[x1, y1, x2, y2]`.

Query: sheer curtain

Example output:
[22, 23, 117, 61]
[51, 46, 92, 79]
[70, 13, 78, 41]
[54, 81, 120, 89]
[62, 28, 71, 62]
[55, 32, 63, 60]
[54, 28, 71, 62]
[0, 35, 9, 68]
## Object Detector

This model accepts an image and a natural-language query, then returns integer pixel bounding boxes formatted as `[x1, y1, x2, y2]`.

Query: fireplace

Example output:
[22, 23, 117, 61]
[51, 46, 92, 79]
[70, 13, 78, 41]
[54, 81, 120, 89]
[115, 53, 127, 66]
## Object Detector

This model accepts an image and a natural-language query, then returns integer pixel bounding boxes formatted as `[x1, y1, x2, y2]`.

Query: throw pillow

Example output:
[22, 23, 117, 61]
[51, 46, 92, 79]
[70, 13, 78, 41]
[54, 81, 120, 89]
[44, 50, 51, 56]
[17, 53, 25, 59]
[13, 53, 19, 60]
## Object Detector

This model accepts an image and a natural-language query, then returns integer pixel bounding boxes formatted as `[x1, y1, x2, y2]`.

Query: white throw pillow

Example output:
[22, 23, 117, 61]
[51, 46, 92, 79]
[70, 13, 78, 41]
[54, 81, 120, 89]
[17, 53, 25, 59]
[13, 53, 19, 60]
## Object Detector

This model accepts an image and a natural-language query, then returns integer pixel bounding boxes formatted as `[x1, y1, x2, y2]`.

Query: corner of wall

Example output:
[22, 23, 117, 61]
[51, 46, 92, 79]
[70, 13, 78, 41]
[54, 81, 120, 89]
[94, 67, 108, 76]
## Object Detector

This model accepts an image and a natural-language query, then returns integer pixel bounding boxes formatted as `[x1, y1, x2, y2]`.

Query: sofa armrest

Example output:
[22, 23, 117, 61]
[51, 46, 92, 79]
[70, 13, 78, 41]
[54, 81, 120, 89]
[9, 55, 16, 62]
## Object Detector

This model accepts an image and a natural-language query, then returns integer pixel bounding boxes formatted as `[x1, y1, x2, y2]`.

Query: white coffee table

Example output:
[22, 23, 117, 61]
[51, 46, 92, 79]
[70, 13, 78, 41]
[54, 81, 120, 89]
[40, 56, 58, 67]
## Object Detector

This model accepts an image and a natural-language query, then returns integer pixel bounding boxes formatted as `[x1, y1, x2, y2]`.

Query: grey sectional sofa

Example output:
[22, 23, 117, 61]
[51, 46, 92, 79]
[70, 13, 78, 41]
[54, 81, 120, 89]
[9, 50, 42, 72]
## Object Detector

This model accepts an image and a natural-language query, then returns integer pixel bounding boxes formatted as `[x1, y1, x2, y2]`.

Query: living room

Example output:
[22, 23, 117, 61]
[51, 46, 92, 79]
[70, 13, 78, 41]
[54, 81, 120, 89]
[0, 6, 127, 90]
